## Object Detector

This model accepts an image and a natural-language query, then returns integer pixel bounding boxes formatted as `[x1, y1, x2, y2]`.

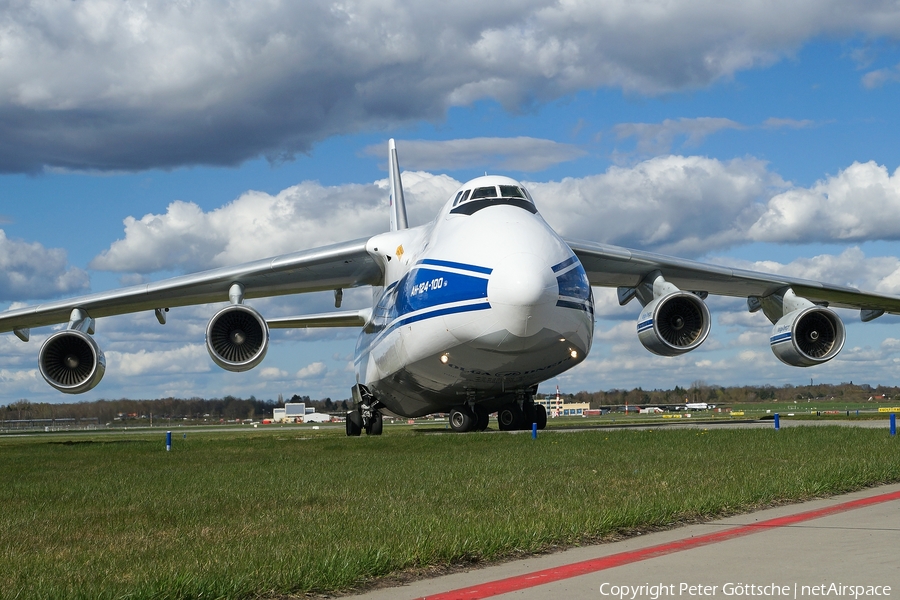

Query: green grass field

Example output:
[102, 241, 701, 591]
[1, 425, 898, 599]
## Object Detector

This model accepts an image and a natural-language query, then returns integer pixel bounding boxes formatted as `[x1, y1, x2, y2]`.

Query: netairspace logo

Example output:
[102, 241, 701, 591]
[599, 583, 893, 600]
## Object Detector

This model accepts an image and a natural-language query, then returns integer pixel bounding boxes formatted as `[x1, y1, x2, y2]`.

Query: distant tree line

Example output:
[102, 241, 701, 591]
[0, 394, 348, 424]
[4, 381, 899, 422]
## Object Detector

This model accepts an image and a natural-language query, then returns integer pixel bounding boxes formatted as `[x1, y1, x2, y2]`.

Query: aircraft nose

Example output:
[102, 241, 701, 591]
[487, 253, 558, 337]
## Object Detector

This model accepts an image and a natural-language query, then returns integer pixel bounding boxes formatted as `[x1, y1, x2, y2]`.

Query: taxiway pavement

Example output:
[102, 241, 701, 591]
[349, 482, 900, 599]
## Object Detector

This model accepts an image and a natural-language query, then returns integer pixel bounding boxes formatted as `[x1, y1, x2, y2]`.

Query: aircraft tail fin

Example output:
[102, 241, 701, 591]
[388, 138, 409, 231]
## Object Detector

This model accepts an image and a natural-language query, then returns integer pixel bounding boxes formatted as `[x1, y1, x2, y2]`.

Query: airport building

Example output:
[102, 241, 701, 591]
[272, 403, 331, 423]
[534, 397, 591, 417]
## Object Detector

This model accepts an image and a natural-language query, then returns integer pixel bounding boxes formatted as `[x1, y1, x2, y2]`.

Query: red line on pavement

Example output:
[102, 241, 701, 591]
[423, 489, 900, 600]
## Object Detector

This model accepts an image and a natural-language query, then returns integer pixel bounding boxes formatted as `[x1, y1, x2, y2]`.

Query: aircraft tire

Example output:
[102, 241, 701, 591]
[497, 404, 525, 431]
[449, 406, 475, 432]
[535, 404, 547, 430]
[367, 412, 384, 436]
[473, 406, 490, 431]
[523, 402, 536, 427]
[346, 410, 362, 436]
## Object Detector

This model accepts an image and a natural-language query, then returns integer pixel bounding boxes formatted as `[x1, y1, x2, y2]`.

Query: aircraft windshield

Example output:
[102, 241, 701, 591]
[499, 185, 526, 198]
[470, 186, 496, 200]
[450, 184, 537, 215]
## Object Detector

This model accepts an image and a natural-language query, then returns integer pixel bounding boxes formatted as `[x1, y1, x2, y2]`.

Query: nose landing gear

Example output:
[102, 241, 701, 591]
[347, 383, 384, 436]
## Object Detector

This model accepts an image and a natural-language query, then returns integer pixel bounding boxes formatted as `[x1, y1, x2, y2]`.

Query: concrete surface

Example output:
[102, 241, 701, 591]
[349, 482, 900, 599]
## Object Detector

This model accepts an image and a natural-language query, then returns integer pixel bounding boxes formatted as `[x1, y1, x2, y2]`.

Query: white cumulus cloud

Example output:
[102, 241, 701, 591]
[533, 155, 779, 256]
[0, 230, 89, 301]
[89, 173, 460, 273]
[749, 161, 900, 243]
[106, 344, 211, 377]
[296, 361, 327, 380]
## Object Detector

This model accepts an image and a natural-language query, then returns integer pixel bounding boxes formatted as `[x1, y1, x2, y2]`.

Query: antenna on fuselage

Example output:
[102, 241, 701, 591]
[388, 139, 409, 231]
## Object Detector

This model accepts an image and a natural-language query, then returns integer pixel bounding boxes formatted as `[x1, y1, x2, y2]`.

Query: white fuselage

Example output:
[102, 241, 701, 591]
[354, 176, 594, 417]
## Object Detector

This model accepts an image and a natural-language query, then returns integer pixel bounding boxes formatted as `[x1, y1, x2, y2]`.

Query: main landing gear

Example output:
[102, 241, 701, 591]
[346, 384, 383, 436]
[448, 404, 490, 433]
[449, 393, 547, 433]
[497, 397, 547, 432]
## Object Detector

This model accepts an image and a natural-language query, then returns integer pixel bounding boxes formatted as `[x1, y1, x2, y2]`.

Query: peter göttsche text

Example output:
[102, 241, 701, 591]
[599, 583, 892, 600]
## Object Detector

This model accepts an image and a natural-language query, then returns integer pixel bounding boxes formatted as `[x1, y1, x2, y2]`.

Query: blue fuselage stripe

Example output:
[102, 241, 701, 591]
[418, 258, 493, 275]
[356, 263, 492, 360]
[394, 301, 490, 329]
[552, 255, 579, 273]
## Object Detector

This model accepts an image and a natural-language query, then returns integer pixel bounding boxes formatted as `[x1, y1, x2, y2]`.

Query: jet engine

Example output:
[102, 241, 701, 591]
[770, 306, 845, 367]
[39, 330, 106, 394]
[637, 291, 711, 356]
[206, 304, 269, 372]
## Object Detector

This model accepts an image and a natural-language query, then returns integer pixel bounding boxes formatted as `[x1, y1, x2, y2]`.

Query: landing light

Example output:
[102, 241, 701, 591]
[440, 353, 450, 364]
[569, 349, 578, 359]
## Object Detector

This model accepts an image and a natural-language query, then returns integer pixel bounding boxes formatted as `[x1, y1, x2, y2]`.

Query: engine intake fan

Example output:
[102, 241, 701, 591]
[39, 330, 106, 394]
[770, 306, 845, 367]
[637, 292, 711, 356]
[206, 305, 269, 372]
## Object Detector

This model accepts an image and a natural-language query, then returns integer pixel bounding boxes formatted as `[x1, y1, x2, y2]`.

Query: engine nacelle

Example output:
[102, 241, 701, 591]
[637, 292, 711, 356]
[770, 307, 845, 367]
[39, 330, 106, 394]
[206, 305, 269, 372]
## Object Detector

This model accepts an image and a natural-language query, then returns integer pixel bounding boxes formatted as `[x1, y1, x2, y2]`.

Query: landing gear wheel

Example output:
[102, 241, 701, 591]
[473, 406, 490, 431]
[523, 402, 536, 426]
[366, 412, 384, 436]
[346, 410, 362, 436]
[497, 404, 525, 431]
[534, 404, 547, 430]
[449, 406, 475, 432]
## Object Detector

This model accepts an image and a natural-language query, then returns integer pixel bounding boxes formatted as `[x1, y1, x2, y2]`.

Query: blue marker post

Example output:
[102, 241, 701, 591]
[532, 422, 538, 439]
[774, 413, 780, 431]
[891, 413, 896, 437]
[166, 430, 172, 451]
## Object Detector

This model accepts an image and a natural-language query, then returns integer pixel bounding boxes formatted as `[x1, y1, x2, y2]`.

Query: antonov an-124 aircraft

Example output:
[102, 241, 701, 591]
[5, 140, 900, 435]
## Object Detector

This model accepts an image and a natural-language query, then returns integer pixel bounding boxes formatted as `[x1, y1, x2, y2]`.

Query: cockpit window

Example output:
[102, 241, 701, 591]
[499, 185, 526, 199]
[453, 189, 471, 206]
[470, 186, 497, 200]
[449, 183, 537, 215]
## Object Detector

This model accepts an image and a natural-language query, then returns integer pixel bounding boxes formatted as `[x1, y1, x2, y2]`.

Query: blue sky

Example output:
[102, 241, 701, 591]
[4, 2, 900, 403]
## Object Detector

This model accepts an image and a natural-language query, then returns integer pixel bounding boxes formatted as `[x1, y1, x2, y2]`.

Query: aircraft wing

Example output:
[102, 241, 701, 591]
[567, 238, 900, 315]
[0, 237, 383, 334]
[268, 309, 370, 328]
